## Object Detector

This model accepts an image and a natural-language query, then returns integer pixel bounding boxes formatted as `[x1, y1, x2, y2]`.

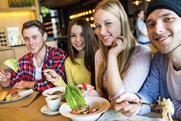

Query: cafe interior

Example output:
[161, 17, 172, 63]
[0, 0, 156, 67]
[0, 0, 174, 121]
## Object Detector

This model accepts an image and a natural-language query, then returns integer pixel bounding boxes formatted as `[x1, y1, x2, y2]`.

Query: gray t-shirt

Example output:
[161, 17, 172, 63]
[167, 60, 181, 101]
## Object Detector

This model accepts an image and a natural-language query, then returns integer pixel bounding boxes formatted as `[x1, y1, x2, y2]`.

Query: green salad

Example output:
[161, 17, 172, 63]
[64, 85, 87, 109]
[4, 58, 18, 72]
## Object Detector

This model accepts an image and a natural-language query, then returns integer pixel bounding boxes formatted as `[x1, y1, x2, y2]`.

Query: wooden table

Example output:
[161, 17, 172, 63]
[0, 94, 178, 121]
[0, 94, 70, 121]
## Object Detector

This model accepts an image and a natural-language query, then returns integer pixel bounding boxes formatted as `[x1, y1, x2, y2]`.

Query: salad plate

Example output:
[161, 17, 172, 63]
[59, 96, 110, 121]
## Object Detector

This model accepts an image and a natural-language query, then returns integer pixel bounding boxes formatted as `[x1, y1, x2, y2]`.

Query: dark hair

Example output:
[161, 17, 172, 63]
[22, 20, 46, 35]
[135, 9, 144, 17]
[67, 18, 99, 86]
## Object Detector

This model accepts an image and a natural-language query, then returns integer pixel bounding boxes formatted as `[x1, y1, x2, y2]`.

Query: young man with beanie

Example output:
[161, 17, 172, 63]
[112, 0, 181, 120]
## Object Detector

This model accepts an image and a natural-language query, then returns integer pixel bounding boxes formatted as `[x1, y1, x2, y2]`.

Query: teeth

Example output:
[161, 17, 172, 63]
[75, 44, 82, 46]
[155, 35, 169, 42]
[103, 37, 109, 40]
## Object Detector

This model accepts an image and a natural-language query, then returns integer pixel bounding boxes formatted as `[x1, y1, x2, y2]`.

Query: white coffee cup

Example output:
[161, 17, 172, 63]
[46, 95, 61, 111]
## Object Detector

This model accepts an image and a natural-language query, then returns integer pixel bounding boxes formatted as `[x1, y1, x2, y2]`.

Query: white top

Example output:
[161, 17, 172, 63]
[33, 57, 43, 80]
[95, 44, 152, 98]
[136, 19, 150, 44]
[167, 60, 181, 101]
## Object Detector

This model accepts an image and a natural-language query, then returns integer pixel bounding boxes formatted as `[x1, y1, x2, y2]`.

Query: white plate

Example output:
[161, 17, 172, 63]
[42, 86, 65, 97]
[59, 97, 110, 121]
[97, 110, 164, 121]
[40, 105, 59, 116]
[0, 89, 33, 103]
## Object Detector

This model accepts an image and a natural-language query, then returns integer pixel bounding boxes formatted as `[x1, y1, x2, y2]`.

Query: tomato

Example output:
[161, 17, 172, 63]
[71, 109, 79, 114]
[82, 83, 87, 90]
[90, 107, 97, 113]
[7, 89, 18, 95]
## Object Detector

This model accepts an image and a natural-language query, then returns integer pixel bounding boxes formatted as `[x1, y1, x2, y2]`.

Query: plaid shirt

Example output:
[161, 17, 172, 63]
[10, 46, 67, 92]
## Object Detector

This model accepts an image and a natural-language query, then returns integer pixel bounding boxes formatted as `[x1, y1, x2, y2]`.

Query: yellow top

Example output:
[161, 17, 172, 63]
[65, 57, 91, 86]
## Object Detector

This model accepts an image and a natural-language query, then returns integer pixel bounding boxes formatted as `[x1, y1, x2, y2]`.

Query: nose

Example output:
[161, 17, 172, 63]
[29, 38, 34, 45]
[75, 35, 82, 42]
[100, 25, 107, 35]
[154, 21, 165, 34]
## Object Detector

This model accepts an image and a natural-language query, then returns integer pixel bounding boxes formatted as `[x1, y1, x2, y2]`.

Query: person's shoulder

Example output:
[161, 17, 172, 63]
[134, 44, 152, 55]
[65, 57, 77, 68]
[95, 49, 104, 65]
[65, 57, 71, 63]
[95, 49, 102, 58]
[19, 52, 32, 62]
[47, 46, 67, 56]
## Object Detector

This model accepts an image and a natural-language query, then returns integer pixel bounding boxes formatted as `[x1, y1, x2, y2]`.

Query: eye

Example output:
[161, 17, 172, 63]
[80, 32, 84, 38]
[32, 35, 38, 40]
[104, 22, 112, 27]
[163, 17, 175, 22]
[70, 34, 76, 38]
[24, 37, 30, 42]
[95, 24, 101, 30]
[146, 20, 155, 29]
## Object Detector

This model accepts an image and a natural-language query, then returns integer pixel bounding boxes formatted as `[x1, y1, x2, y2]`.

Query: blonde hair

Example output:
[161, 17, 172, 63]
[94, 0, 136, 97]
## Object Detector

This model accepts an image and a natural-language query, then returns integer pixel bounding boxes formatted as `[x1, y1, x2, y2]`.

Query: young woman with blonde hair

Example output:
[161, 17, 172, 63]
[94, 0, 152, 101]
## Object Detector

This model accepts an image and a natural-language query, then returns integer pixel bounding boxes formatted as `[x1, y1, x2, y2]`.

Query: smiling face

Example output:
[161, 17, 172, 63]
[70, 24, 85, 52]
[94, 9, 121, 47]
[146, 9, 181, 54]
[23, 26, 46, 54]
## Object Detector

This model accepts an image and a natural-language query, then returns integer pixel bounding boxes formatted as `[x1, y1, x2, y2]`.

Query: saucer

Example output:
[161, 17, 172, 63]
[40, 105, 59, 116]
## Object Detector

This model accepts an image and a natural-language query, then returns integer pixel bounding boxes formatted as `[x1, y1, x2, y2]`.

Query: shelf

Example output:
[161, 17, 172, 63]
[0, 0, 40, 48]
[0, 7, 36, 12]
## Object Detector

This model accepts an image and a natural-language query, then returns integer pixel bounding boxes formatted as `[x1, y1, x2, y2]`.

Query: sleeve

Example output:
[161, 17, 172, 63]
[10, 59, 24, 86]
[51, 76, 67, 87]
[34, 49, 67, 92]
[137, 53, 161, 114]
[65, 58, 74, 86]
[172, 100, 181, 120]
[51, 49, 67, 81]
[123, 45, 152, 93]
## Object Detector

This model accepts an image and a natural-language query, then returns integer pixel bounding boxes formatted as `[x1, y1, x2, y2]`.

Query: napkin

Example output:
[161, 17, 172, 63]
[18, 89, 33, 97]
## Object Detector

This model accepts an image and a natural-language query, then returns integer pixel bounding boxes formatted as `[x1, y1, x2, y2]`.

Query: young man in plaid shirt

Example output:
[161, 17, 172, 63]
[0, 20, 67, 92]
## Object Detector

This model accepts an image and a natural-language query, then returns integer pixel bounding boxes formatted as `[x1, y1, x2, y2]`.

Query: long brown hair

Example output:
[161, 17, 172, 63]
[94, 0, 136, 97]
[67, 18, 99, 86]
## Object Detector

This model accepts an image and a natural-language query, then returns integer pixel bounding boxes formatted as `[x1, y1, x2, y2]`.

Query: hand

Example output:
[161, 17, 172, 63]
[13, 81, 35, 89]
[109, 36, 127, 57]
[0, 69, 11, 82]
[113, 92, 141, 116]
[44, 69, 59, 82]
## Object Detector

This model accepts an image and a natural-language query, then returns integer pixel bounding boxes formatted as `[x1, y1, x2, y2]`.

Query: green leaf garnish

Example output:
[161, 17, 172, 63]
[64, 85, 87, 109]
[4, 59, 18, 72]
